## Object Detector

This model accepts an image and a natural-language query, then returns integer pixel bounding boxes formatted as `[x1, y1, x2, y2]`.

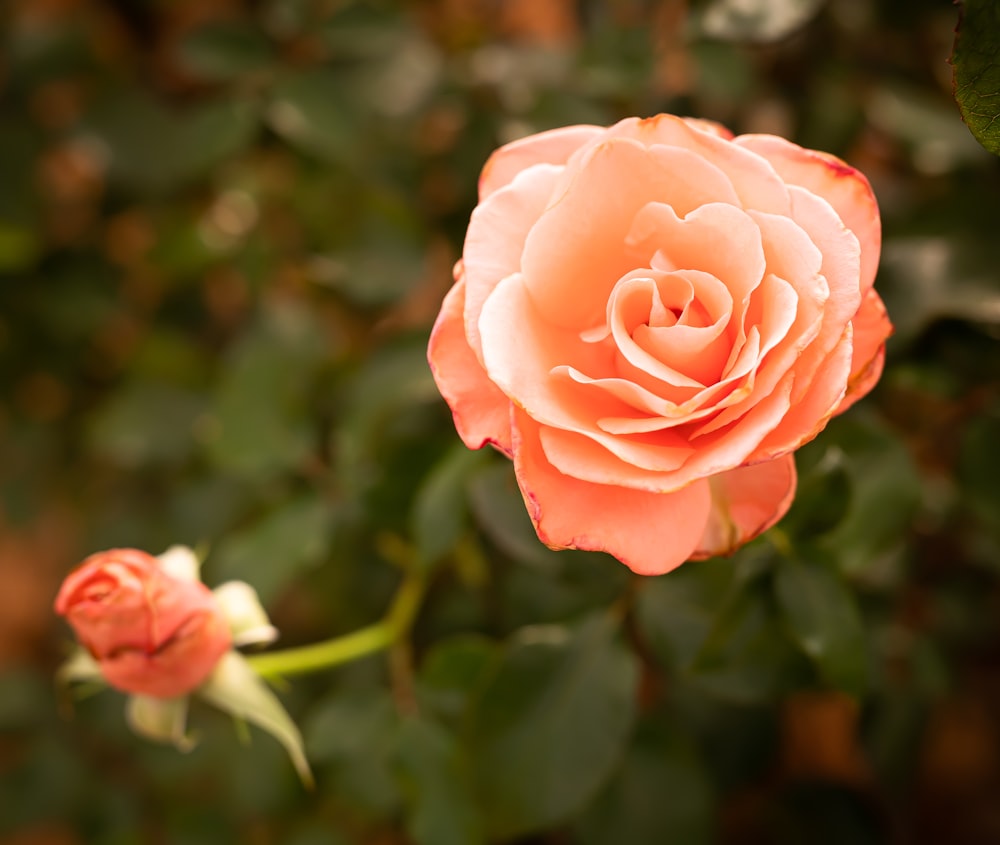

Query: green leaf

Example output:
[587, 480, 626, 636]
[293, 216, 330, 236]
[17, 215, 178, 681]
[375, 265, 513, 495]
[774, 553, 868, 695]
[698, 0, 825, 43]
[394, 717, 485, 845]
[176, 22, 274, 82]
[410, 445, 491, 572]
[467, 614, 638, 840]
[210, 495, 333, 603]
[576, 717, 715, 845]
[199, 652, 313, 787]
[953, 0, 1000, 156]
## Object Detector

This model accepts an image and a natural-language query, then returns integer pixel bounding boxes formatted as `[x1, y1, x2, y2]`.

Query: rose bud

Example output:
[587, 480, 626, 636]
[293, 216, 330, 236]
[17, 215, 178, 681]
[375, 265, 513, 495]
[428, 115, 892, 575]
[54, 548, 232, 698]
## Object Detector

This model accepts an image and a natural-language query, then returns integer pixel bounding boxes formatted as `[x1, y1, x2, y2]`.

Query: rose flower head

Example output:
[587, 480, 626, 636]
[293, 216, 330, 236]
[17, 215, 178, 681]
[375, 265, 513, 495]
[55, 547, 232, 697]
[55, 546, 310, 784]
[428, 115, 891, 575]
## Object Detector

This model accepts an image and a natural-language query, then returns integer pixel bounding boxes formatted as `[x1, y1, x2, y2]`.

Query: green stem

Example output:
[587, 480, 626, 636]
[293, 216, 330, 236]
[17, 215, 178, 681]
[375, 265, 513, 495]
[246, 572, 427, 680]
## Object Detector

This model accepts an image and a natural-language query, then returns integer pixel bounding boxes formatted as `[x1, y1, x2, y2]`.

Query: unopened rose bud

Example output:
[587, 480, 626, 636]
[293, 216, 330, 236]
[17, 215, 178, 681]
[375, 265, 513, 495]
[54, 548, 232, 698]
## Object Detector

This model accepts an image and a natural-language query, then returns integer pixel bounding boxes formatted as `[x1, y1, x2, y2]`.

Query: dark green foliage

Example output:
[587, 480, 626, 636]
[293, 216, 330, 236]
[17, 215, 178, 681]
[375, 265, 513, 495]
[4, 1, 1000, 843]
[953, 0, 1000, 155]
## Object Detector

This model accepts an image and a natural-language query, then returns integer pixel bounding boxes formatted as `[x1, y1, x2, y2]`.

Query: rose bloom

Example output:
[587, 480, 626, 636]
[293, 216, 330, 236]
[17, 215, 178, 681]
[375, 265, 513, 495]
[428, 115, 891, 575]
[54, 548, 232, 697]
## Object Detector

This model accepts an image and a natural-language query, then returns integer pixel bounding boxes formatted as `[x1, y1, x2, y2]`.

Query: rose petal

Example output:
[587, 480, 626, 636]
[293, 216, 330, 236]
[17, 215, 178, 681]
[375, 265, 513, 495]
[627, 202, 766, 323]
[519, 140, 744, 330]
[540, 425, 694, 484]
[781, 185, 862, 405]
[479, 125, 604, 199]
[608, 271, 710, 392]
[606, 116, 793, 215]
[734, 134, 881, 295]
[512, 411, 712, 575]
[100, 607, 232, 697]
[682, 117, 735, 140]
[428, 278, 513, 454]
[693, 455, 797, 558]
[481, 273, 702, 473]
[837, 288, 892, 413]
[751, 324, 854, 460]
[464, 163, 563, 360]
[691, 274, 800, 436]
[539, 368, 795, 494]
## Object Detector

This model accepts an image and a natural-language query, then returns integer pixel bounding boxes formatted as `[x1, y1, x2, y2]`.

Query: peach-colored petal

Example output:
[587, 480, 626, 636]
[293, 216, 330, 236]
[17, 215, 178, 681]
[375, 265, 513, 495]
[464, 163, 563, 360]
[428, 279, 513, 454]
[481, 273, 718, 475]
[734, 133, 881, 295]
[519, 140, 746, 330]
[837, 288, 892, 413]
[606, 116, 792, 214]
[559, 365, 748, 434]
[478, 125, 604, 199]
[693, 455, 797, 558]
[628, 271, 734, 385]
[540, 425, 693, 484]
[781, 185, 862, 405]
[538, 369, 795, 494]
[608, 271, 712, 391]
[692, 274, 800, 436]
[480, 272, 607, 420]
[644, 144, 743, 216]
[750, 324, 854, 460]
[682, 117, 735, 140]
[512, 411, 712, 575]
[628, 202, 765, 316]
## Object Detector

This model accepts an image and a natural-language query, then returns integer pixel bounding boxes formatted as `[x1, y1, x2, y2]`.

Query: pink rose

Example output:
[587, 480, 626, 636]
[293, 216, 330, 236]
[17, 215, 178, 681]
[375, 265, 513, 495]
[428, 115, 891, 575]
[54, 548, 232, 697]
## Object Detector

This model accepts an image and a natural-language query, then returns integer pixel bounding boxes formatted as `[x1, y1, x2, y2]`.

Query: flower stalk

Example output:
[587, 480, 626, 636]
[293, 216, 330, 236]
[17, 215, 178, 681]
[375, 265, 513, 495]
[246, 570, 427, 680]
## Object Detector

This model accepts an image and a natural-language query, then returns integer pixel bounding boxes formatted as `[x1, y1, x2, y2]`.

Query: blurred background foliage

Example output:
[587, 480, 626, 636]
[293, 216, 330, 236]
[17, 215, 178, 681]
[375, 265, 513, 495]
[1, 0, 999, 843]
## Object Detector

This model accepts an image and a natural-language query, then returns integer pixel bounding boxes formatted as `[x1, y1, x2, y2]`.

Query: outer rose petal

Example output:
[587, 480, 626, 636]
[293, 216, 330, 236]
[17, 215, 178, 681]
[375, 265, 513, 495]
[99, 606, 232, 697]
[512, 410, 712, 575]
[464, 163, 563, 360]
[734, 134, 881, 295]
[837, 288, 892, 413]
[428, 278, 513, 455]
[693, 455, 797, 559]
[479, 125, 604, 199]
